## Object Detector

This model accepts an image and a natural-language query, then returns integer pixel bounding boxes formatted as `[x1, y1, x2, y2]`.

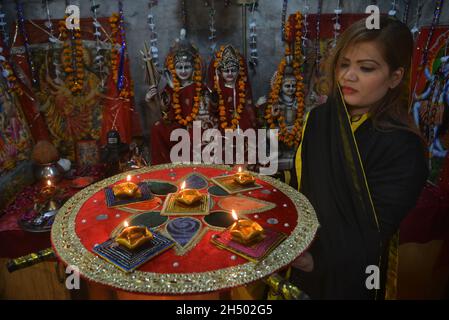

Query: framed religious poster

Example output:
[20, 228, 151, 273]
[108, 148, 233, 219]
[76, 140, 100, 168]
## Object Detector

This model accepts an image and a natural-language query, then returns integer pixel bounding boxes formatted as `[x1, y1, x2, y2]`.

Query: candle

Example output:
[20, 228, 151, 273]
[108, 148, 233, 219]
[126, 174, 131, 182]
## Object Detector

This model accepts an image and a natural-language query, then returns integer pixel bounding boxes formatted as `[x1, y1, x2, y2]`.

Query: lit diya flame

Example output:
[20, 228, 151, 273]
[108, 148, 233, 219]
[231, 209, 240, 226]
[234, 166, 255, 186]
[229, 209, 264, 245]
[116, 220, 153, 250]
[176, 180, 202, 206]
[41, 179, 56, 198]
[112, 175, 141, 199]
[122, 220, 131, 241]
[123, 220, 130, 240]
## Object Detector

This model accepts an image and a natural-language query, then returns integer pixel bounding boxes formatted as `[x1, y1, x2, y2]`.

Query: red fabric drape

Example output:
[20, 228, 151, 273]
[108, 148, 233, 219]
[99, 21, 139, 146]
[99, 60, 134, 146]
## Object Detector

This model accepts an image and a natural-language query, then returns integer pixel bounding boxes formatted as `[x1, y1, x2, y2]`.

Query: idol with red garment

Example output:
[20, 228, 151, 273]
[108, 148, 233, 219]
[207, 45, 257, 132]
[146, 30, 207, 165]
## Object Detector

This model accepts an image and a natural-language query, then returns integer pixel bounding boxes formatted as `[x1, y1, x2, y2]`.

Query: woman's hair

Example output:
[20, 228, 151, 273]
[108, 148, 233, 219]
[327, 16, 420, 135]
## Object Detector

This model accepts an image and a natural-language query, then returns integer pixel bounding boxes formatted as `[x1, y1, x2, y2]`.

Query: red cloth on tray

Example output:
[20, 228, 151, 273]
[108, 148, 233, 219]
[64, 166, 298, 274]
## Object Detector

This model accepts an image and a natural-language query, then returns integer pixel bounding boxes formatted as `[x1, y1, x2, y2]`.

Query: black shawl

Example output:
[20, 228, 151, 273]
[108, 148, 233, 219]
[292, 93, 428, 299]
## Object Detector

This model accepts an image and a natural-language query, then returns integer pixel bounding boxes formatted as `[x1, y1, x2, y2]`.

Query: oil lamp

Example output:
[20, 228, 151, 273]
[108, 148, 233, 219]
[233, 166, 256, 186]
[175, 181, 202, 206]
[115, 220, 153, 250]
[41, 180, 56, 198]
[112, 174, 141, 199]
[229, 209, 264, 245]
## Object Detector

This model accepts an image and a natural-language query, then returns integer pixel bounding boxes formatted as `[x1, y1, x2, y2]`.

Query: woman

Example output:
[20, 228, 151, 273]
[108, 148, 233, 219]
[290, 17, 428, 299]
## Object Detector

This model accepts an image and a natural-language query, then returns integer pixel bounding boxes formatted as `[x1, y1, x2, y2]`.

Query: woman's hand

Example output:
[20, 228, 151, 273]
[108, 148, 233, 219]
[292, 251, 314, 272]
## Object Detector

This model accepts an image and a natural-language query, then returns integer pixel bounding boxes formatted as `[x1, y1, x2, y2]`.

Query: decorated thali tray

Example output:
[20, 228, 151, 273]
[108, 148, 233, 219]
[51, 164, 319, 295]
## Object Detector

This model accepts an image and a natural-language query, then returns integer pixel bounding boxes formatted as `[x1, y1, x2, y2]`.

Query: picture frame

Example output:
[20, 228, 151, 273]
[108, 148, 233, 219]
[76, 140, 99, 168]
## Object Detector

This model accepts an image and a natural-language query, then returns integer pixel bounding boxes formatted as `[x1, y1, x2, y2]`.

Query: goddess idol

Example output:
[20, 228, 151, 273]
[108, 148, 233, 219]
[257, 11, 307, 172]
[207, 45, 257, 132]
[257, 57, 305, 171]
[146, 30, 208, 165]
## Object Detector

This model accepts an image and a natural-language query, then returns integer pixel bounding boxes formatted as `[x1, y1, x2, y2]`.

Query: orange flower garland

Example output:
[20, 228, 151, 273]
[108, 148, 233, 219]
[109, 13, 119, 85]
[264, 12, 305, 147]
[166, 54, 202, 126]
[59, 17, 84, 94]
[214, 46, 246, 130]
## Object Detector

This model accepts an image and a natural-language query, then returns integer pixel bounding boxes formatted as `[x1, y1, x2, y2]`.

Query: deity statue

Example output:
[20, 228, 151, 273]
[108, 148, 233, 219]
[146, 30, 209, 165]
[257, 58, 305, 171]
[37, 47, 103, 160]
[207, 45, 257, 131]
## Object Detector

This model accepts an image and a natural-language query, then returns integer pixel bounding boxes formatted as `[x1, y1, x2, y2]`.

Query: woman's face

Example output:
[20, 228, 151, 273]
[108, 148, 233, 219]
[175, 61, 193, 81]
[336, 41, 403, 113]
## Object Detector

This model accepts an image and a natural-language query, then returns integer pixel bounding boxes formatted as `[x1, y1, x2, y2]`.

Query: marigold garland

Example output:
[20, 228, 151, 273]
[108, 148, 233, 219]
[59, 17, 84, 94]
[109, 13, 119, 84]
[166, 54, 202, 126]
[265, 12, 305, 147]
[214, 46, 246, 130]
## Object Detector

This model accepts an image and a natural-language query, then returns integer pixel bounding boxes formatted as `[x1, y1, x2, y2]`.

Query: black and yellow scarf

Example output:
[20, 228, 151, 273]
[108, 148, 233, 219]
[292, 90, 397, 299]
